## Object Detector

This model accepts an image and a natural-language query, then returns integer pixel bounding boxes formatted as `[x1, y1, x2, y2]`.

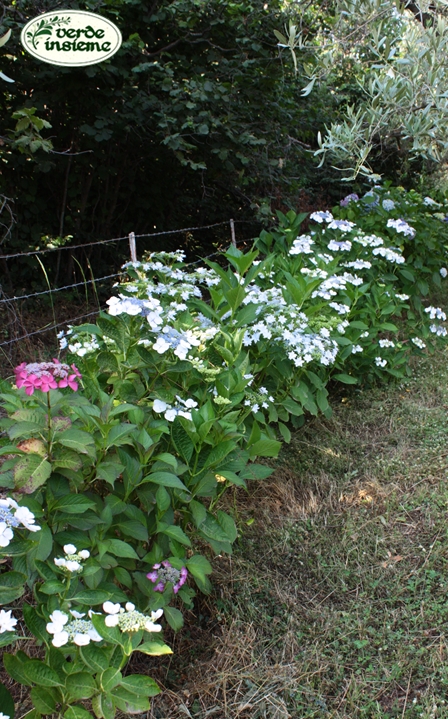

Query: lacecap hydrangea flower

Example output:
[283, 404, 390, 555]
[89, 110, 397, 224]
[103, 601, 163, 632]
[147, 560, 188, 594]
[46, 609, 102, 647]
[54, 544, 90, 573]
[0, 497, 40, 548]
[14, 359, 81, 396]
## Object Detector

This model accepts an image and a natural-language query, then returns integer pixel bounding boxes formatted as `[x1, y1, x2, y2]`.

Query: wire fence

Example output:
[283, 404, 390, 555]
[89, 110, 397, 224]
[0, 218, 256, 358]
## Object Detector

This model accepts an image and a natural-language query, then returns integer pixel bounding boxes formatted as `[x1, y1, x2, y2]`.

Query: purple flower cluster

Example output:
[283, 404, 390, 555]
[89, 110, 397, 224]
[147, 560, 188, 594]
[340, 193, 359, 206]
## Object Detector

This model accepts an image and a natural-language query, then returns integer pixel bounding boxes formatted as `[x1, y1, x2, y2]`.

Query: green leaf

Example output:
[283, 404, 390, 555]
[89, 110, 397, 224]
[65, 672, 96, 700]
[4, 651, 33, 686]
[0, 569, 26, 604]
[39, 580, 66, 595]
[35, 523, 53, 561]
[64, 706, 94, 719]
[72, 589, 111, 605]
[13, 454, 51, 493]
[23, 659, 63, 687]
[23, 603, 49, 645]
[136, 641, 173, 656]
[278, 422, 291, 443]
[103, 538, 139, 559]
[91, 692, 116, 719]
[186, 554, 212, 582]
[90, 614, 125, 647]
[249, 439, 282, 459]
[100, 667, 122, 692]
[282, 397, 304, 416]
[96, 461, 124, 487]
[0, 630, 18, 648]
[0, 683, 14, 717]
[171, 423, 194, 463]
[217, 510, 237, 542]
[79, 643, 111, 673]
[106, 423, 137, 449]
[30, 685, 57, 713]
[119, 674, 160, 696]
[53, 495, 96, 513]
[142, 471, 188, 491]
[117, 520, 148, 542]
[163, 605, 184, 631]
[112, 684, 150, 712]
[333, 373, 358, 384]
[56, 429, 95, 454]
[158, 523, 191, 547]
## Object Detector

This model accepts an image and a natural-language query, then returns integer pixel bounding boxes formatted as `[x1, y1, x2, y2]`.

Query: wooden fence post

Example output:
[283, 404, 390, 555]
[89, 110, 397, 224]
[230, 219, 236, 247]
[129, 231, 137, 262]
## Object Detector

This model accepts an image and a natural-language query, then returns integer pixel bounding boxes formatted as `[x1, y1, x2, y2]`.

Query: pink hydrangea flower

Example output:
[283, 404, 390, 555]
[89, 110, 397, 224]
[14, 360, 82, 395]
[147, 560, 188, 593]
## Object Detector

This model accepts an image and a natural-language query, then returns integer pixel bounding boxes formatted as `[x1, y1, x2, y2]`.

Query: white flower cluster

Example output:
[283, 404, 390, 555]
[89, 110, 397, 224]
[351, 344, 363, 353]
[375, 357, 387, 367]
[310, 211, 333, 223]
[285, 326, 339, 368]
[290, 234, 315, 255]
[0, 498, 40, 548]
[328, 240, 352, 252]
[103, 601, 163, 633]
[395, 293, 409, 301]
[311, 273, 362, 300]
[352, 233, 384, 248]
[430, 324, 448, 337]
[440, 268, 447, 278]
[329, 302, 350, 315]
[386, 218, 415, 237]
[328, 219, 355, 232]
[243, 386, 275, 414]
[379, 339, 395, 348]
[46, 609, 103, 647]
[0, 609, 17, 633]
[153, 326, 200, 360]
[372, 246, 405, 264]
[425, 306, 447, 321]
[423, 196, 439, 206]
[153, 396, 198, 422]
[411, 337, 426, 349]
[54, 544, 90, 573]
[344, 260, 372, 270]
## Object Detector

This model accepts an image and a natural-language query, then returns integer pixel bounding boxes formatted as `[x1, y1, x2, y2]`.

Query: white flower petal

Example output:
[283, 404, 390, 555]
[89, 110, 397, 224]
[103, 601, 121, 615]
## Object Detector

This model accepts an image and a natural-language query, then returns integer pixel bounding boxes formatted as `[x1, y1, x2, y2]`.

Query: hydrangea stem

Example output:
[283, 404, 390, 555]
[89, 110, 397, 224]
[47, 391, 52, 456]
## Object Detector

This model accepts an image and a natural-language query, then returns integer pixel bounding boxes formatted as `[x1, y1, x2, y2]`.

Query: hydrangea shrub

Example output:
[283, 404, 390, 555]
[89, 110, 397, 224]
[0, 184, 447, 717]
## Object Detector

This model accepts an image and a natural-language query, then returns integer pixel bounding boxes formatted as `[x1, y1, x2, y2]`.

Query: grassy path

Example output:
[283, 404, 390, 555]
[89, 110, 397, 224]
[151, 346, 448, 719]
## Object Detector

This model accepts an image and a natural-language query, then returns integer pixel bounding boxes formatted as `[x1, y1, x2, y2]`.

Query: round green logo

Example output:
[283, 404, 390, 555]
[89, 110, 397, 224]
[21, 10, 122, 67]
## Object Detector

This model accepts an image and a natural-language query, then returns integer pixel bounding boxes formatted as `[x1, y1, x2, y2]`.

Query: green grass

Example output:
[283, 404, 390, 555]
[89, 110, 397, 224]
[149, 346, 448, 719]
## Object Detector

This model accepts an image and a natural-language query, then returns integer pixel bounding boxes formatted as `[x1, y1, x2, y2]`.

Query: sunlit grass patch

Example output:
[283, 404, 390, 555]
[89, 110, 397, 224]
[149, 346, 448, 719]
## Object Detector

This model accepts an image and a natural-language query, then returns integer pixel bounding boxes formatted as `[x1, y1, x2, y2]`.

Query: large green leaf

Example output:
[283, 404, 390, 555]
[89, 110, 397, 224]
[119, 674, 160, 696]
[13, 454, 51, 493]
[65, 672, 97, 700]
[30, 686, 57, 714]
[52, 495, 96, 513]
[56, 429, 96, 454]
[142, 471, 188, 491]
[23, 659, 63, 687]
